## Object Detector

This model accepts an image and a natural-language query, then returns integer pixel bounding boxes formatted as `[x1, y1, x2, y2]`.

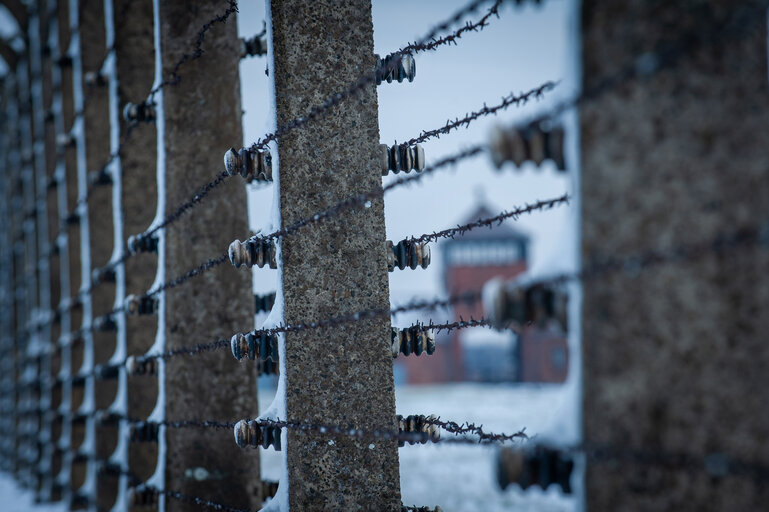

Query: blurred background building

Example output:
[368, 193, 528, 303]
[395, 198, 568, 385]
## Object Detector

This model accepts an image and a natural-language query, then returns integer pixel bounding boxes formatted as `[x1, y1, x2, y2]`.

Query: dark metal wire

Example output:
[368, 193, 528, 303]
[248, 0, 503, 152]
[130, 171, 232, 249]
[146, 0, 240, 103]
[404, 80, 558, 147]
[410, 195, 569, 244]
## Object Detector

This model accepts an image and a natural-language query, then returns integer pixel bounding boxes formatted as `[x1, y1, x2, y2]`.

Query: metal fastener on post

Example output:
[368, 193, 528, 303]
[387, 239, 431, 271]
[93, 314, 117, 332]
[239, 34, 268, 58]
[254, 292, 276, 314]
[496, 445, 574, 494]
[87, 168, 112, 187]
[129, 421, 160, 443]
[380, 143, 425, 176]
[485, 280, 567, 330]
[256, 359, 279, 376]
[127, 233, 159, 254]
[83, 71, 107, 88]
[489, 123, 566, 171]
[390, 326, 435, 357]
[230, 332, 279, 362]
[122, 101, 156, 123]
[396, 414, 440, 446]
[55, 132, 75, 152]
[125, 294, 158, 316]
[233, 420, 282, 450]
[228, 238, 277, 269]
[125, 356, 157, 377]
[223, 147, 272, 182]
[128, 487, 158, 507]
[91, 265, 116, 287]
[375, 53, 416, 85]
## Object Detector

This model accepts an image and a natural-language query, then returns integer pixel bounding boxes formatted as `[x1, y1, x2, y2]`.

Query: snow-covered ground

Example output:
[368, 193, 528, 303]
[2, 383, 575, 511]
[259, 382, 576, 512]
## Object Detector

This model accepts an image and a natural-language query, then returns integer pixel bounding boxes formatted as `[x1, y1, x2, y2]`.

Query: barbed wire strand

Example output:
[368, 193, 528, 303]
[41, 411, 769, 483]
[45, 0, 243, 293]
[248, 0, 503, 152]
[404, 80, 557, 147]
[54, 0, 763, 318]
[146, 0, 239, 102]
[124, 79, 559, 255]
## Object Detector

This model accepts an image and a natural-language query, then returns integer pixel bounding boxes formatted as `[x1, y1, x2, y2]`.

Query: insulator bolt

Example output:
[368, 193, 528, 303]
[387, 239, 431, 272]
[254, 292, 276, 314]
[127, 233, 158, 254]
[239, 34, 268, 58]
[223, 147, 272, 182]
[260, 480, 279, 500]
[126, 355, 157, 377]
[123, 102, 156, 123]
[93, 410, 121, 426]
[56, 133, 75, 150]
[233, 419, 282, 450]
[97, 364, 120, 380]
[486, 282, 567, 330]
[375, 53, 416, 85]
[46, 175, 59, 191]
[87, 168, 112, 187]
[257, 359, 279, 376]
[83, 71, 107, 87]
[91, 266, 116, 286]
[230, 332, 279, 362]
[489, 123, 566, 171]
[93, 314, 117, 332]
[397, 414, 440, 446]
[496, 445, 574, 494]
[391, 326, 435, 358]
[128, 487, 158, 507]
[380, 143, 425, 176]
[126, 294, 158, 316]
[228, 238, 277, 269]
[55, 55, 73, 68]
[130, 421, 159, 443]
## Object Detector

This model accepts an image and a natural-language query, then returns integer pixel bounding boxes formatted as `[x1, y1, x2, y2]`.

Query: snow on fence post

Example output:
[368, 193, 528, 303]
[581, 1, 769, 510]
[78, 0, 120, 507]
[110, 0, 162, 501]
[156, 1, 261, 510]
[270, 0, 402, 508]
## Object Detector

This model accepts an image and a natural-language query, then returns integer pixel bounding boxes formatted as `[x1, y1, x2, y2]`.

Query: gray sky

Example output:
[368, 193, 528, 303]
[239, 0, 578, 305]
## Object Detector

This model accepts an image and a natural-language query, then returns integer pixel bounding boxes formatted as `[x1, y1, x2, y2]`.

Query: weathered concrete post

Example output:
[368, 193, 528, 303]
[581, 1, 769, 510]
[157, 2, 259, 510]
[270, 0, 401, 509]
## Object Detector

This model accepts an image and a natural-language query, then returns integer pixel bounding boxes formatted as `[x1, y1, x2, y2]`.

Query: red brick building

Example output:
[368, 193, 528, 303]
[395, 203, 568, 384]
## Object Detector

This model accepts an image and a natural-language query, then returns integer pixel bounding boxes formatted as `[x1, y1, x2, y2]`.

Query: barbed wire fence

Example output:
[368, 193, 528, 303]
[1, 0, 768, 511]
